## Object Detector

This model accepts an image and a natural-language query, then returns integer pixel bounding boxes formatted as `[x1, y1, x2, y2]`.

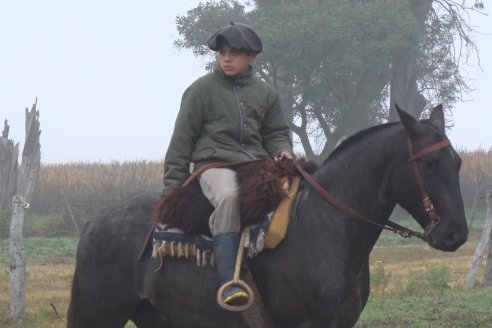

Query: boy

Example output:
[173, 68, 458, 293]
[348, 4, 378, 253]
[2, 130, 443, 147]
[163, 22, 293, 307]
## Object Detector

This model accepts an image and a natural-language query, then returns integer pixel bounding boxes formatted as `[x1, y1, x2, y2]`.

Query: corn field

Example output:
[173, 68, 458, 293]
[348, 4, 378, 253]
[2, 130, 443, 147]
[1, 149, 491, 237]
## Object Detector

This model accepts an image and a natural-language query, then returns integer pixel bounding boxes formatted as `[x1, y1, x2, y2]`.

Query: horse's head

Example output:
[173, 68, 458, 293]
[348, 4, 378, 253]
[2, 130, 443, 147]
[389, 104, 468, 251]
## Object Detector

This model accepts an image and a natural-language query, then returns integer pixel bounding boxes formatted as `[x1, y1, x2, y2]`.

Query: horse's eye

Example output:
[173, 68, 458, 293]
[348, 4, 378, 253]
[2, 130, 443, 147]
[422, 159, 437, 169]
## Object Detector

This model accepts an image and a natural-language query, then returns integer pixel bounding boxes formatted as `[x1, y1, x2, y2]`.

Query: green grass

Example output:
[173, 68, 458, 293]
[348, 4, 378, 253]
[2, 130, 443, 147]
[0, 237, 77, 266]
[0, 208, 487, 327]
[356, 287, 492, 328]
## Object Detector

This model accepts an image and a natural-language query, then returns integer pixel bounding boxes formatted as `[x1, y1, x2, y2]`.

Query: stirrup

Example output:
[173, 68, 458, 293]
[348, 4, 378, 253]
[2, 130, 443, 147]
[217, 280, 254, 311]
[223, 286, 249, 306]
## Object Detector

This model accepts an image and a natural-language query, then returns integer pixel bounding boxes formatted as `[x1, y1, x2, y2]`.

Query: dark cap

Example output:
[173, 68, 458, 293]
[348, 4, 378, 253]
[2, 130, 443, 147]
[207, 22, 263, 53]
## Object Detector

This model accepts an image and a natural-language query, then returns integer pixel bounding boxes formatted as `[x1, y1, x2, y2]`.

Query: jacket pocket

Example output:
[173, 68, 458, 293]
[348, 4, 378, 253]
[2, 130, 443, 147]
[191, 146, 216, 162]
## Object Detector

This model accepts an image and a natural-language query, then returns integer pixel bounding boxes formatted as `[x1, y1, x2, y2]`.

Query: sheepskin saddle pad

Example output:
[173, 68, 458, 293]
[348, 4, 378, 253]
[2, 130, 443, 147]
[152, 158, 309, 265]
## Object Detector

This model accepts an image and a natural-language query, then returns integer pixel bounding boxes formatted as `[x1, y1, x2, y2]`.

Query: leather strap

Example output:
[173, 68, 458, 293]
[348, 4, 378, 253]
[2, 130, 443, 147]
[407, 138, 450, 225]
[294, 163, 426, 239]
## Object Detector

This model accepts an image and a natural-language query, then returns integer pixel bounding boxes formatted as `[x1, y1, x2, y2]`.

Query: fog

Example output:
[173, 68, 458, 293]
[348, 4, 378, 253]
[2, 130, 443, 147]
[1, 1, 490, 164]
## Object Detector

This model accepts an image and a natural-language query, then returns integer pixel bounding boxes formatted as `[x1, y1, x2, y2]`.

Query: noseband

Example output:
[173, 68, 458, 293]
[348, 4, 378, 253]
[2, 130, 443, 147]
[295, 137, 452, 240]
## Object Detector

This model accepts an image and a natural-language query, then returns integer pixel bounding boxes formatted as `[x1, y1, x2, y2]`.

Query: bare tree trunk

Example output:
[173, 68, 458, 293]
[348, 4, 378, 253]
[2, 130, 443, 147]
[9, 100, 41, 325]
[388, 0, 432, 121]
[465, 190, 492, 289]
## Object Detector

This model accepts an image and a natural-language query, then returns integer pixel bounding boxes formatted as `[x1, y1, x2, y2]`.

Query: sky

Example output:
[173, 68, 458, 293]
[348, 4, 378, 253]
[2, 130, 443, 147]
[0, 1, 491, 164]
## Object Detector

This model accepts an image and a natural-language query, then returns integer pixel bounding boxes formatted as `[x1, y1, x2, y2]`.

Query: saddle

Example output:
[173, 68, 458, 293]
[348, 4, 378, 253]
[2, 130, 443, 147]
[152, 158, 304, 263]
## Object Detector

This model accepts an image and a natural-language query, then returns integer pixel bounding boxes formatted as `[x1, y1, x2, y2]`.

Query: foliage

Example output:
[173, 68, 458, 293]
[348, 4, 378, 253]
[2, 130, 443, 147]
[174, 0, 482, 161]
[400, 264, 451, 297]
[258, 0, 420, 158]
[371, 260, 391, 296]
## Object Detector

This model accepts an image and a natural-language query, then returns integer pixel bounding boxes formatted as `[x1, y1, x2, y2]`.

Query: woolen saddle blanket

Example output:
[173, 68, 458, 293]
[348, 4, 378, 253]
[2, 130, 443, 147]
[152, 176, 301, 264]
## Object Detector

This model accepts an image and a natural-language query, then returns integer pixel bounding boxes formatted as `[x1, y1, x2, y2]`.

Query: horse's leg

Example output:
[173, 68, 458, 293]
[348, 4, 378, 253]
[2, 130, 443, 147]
[67, 270, 88, 328]
[147, 259, 248, 328]
[130, 300, 171, 328]
[68, 269, 132, 328]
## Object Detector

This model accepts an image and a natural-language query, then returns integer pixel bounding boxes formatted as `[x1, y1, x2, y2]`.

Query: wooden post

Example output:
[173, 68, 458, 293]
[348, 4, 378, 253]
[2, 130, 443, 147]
[465, 190, 492, 289]
[9, 195, 29, 325]
[483, 191, 492, 286]
[0, 119, 19, 210]
[468, 171, 483, 230]
[9, 100, 41, 325]
[60, 189, 79, 233]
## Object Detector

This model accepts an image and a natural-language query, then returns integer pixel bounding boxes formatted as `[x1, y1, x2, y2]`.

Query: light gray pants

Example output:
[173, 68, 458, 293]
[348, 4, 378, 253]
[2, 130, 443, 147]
[199, 168, 240, 236]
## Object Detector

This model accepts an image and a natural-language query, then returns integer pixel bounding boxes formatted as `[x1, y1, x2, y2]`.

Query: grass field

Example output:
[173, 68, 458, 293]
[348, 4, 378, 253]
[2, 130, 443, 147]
[0, 226, 491, 327]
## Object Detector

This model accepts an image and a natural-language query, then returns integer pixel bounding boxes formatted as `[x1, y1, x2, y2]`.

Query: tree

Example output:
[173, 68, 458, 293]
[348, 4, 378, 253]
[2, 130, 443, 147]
[175, 0, 482, 161]
[8, 100, 41, 325]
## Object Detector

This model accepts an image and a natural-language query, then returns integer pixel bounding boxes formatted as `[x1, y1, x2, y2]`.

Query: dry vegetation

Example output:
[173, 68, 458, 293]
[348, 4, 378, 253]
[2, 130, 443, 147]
[24, 148, 492, 237]
[457, 148, 492, 213]
[370, 230, 481, 292]
[0, 263, 73, 327]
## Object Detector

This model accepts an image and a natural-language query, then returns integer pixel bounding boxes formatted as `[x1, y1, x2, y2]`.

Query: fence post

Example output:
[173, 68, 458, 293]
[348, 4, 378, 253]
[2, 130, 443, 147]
[9, 101, 41, 325]
[60, 189, 79, 233]
[465, 190, 492, 289]
[483, 191, 492, 286]
[468, 171, 483, 230]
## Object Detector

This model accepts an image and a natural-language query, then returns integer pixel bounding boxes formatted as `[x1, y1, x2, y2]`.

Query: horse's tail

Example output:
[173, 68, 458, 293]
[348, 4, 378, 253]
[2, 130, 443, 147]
[67, 267, 84, 328]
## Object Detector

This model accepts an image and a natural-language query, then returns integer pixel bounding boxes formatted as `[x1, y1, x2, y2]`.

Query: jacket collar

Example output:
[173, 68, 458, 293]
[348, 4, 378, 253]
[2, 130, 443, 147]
[214, 66, 254, 85]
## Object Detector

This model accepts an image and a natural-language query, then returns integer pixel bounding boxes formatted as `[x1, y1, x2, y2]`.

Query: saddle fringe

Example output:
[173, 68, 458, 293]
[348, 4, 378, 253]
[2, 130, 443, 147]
[152, 241, 215, 268]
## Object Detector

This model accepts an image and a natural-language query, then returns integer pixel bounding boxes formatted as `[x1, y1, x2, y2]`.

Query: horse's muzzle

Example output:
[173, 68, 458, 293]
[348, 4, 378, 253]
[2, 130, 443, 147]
[427, 224, 468, 252]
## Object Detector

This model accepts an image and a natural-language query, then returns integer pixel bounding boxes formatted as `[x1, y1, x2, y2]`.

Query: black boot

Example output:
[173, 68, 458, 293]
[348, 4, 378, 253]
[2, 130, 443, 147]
[213, 233, 249, 306]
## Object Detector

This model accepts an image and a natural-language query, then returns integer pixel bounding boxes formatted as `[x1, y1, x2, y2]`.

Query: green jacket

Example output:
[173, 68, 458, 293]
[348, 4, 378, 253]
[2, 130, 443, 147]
[163, 67, 292, 195]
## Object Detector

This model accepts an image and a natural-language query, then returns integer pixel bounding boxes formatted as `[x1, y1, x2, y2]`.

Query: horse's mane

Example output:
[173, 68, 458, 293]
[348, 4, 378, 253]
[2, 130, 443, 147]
[326, 122, 400, 162]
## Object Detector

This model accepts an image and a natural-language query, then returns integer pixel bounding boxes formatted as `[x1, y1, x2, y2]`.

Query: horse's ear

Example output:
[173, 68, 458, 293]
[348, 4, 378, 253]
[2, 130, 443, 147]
[429, 104, 445, 134]
[396, 103, 417, 134]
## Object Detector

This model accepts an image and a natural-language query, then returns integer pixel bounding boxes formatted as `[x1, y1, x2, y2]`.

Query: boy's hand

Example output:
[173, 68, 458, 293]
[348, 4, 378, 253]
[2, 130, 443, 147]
[275, 151, 293, 162]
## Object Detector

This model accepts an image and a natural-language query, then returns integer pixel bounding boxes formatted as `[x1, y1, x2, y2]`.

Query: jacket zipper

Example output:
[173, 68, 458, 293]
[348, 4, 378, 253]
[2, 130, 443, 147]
[233, 84, 256, 160]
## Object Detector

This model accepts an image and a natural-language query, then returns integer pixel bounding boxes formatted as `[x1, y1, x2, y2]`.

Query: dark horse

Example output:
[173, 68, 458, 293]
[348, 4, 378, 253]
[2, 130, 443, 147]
[67, 105, 468, 328]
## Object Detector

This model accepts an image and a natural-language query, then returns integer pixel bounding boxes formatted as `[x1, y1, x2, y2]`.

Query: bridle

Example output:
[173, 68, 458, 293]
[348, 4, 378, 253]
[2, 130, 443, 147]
[295, 136, 452, 241]
[407, 137, 451, 235]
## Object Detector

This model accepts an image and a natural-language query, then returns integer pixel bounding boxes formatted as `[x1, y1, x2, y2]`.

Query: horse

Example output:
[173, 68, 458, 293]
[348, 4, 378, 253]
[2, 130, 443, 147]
[67, 104, 468, 328]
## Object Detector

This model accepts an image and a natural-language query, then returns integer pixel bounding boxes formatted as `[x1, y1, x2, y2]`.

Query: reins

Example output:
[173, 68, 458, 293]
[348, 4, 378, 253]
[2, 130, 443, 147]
[295, 137, 452, 241]
[138, 137, 451, 262]
[294, 164, 426, 240]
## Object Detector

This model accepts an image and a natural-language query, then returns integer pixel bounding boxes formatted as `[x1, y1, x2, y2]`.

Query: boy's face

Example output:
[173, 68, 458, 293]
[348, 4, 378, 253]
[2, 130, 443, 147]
[218, 45, 257, 77]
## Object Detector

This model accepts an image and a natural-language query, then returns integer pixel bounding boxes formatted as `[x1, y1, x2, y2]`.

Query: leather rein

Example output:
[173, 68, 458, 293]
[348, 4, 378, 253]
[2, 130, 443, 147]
[295, 137, 451, 241]
[170, 136, 451, 242]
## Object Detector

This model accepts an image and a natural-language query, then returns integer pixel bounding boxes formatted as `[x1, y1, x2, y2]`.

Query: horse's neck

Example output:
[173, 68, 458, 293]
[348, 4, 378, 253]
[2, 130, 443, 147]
[295, 126, 403, 257]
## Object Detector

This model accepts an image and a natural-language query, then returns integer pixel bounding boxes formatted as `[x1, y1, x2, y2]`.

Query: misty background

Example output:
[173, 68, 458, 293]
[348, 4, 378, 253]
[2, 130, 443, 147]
[1, 1, 491, 164]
